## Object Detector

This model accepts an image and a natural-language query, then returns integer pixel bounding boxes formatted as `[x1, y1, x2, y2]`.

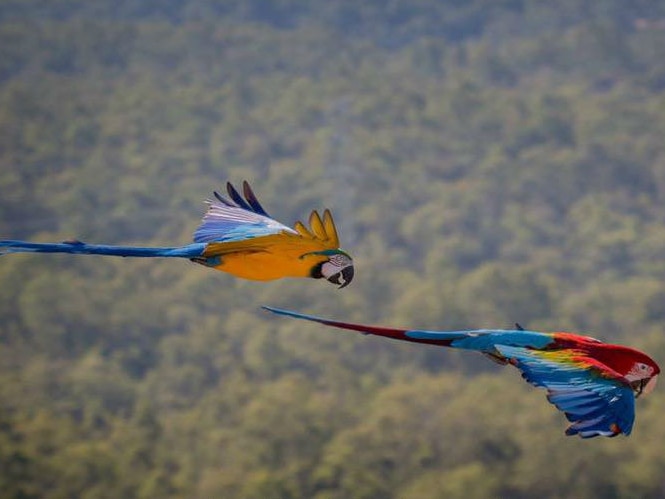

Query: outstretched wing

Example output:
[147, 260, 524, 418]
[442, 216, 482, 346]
[193, 181, 295, 243]
[194, 181, 341, 252]
[495, 345, 635, 438]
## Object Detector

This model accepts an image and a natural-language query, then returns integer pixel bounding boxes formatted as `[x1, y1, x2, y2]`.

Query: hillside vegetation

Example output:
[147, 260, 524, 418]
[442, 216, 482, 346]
[2, 1, 665, 498]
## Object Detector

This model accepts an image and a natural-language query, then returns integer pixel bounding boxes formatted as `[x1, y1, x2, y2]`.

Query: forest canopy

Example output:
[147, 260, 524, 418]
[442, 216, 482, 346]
[1, 1, 665, 498]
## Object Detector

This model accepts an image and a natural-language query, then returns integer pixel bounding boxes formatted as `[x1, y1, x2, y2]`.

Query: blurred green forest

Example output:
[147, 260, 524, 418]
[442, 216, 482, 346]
[2, 1, 665, 498]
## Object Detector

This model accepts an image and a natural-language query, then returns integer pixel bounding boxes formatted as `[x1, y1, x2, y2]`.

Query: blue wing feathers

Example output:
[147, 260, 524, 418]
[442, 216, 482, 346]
[548, 391, 604, 412]
[496, 344, 635, 437]
[193, 181, 293, 244]
[548, 391, 612, 422]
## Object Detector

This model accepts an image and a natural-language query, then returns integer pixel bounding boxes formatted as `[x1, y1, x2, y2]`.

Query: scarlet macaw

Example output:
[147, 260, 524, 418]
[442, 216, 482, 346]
[0, 182, 354, 287]
[263, 306, 659, 438]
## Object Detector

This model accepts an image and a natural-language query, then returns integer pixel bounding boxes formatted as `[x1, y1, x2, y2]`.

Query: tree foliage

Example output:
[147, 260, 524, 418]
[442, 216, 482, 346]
[2, 1, 665, 497]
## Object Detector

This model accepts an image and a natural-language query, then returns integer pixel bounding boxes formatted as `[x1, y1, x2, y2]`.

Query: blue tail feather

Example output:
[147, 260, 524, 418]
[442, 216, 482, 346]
[0, 240, 206, 259]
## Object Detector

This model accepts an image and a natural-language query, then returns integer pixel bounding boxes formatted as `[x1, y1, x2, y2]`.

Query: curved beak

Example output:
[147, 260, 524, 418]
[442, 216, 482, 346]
[633, 375, 658, 398]
[643, 375, 658, 396]
[327, 265, 354, 289]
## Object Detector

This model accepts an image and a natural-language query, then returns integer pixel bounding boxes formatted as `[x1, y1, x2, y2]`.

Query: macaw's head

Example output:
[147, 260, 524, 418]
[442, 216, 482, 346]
[620, 350, 660, 398]
[309, 250, 354, 288]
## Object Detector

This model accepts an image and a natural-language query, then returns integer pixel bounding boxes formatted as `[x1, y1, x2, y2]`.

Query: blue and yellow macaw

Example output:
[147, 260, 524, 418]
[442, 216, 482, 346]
[0, 182, 354, 287]
[263, 306, 660, 438]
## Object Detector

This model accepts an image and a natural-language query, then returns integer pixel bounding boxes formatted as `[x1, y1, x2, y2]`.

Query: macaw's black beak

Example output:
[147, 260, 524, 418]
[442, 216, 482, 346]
[327, 265, 354, 289]
[632, 376, 658, 398]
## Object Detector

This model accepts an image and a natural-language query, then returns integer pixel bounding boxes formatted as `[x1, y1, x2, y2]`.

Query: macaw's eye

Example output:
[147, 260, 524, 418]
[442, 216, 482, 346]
[627, 361, 656, 383]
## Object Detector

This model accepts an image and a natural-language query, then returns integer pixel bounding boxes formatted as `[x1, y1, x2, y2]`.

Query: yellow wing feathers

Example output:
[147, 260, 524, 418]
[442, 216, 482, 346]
[293, 209, 339, 249]
[203, 209, 341, 258]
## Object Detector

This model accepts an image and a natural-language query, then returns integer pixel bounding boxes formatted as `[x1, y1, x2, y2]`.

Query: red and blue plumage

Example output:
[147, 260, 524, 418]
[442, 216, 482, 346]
[263, 306, 660, 438]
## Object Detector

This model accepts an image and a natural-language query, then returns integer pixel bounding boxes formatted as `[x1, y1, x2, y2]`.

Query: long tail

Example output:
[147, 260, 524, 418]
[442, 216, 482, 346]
[263, 307, 553, 353]
[262, 306, 475, 347]
[0, 240, 206, 259]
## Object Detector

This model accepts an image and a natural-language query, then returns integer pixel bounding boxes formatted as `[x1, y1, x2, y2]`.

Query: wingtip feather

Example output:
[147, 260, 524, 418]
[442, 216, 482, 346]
[294, 220, 314, 238]
[309, 210, 327, 240]
[323, 209, 340, 247]
[242, 180, 270, 216]
[213, 191, 234, 206]
[226, 182, 251, 210]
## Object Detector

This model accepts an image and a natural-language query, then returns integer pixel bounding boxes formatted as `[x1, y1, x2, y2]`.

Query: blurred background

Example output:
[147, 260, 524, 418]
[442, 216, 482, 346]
[1, 1, 665, 498]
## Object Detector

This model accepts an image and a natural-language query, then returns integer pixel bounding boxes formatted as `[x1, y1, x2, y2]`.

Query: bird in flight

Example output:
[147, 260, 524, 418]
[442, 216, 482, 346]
[263, 306, 659, 438]
[0, 181, 354, 287]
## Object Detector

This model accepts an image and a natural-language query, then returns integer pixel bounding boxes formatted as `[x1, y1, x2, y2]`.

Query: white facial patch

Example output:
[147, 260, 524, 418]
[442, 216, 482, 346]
[625, 362, 655, 382]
